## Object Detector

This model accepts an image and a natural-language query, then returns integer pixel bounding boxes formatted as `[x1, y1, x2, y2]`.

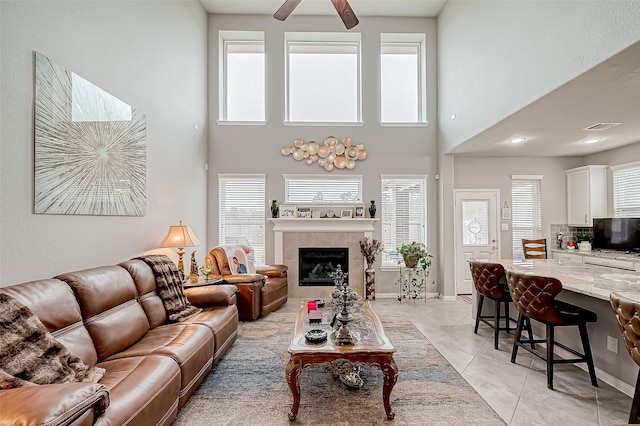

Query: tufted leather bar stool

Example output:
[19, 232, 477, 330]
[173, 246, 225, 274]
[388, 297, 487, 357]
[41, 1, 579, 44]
[506, 269, 598, 390]
[469, 260, 520, 349]
[610, 292, 640, 424]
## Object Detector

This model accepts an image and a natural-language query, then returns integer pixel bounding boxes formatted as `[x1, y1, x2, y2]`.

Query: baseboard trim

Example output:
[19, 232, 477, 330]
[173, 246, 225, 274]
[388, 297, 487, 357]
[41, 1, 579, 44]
[552, 345, 635, 397]
[375, 292, 441, 300]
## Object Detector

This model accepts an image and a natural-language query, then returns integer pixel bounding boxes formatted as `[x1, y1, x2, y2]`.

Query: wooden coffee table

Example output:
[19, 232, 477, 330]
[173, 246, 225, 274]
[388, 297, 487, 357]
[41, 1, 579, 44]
[285, 301, 397, 421]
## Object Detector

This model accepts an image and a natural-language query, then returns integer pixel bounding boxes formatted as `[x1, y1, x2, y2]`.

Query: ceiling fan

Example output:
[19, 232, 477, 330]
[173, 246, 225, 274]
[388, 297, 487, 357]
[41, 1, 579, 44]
[273, 0, 360, 30]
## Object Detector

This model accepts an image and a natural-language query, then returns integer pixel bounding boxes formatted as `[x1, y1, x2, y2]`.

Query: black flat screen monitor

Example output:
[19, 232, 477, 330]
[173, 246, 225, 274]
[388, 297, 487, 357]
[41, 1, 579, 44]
[592, 218, 640, 252]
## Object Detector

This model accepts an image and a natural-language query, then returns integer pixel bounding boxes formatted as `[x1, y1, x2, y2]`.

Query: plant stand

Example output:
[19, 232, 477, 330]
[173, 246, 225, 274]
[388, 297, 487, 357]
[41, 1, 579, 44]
[397, 267, 427, 303]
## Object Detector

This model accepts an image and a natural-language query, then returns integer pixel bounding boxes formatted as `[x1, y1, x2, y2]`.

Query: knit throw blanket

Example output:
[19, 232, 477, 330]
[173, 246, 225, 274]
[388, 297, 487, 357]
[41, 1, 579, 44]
[0, 293, 106, 390]
[137, 255, 202, 323]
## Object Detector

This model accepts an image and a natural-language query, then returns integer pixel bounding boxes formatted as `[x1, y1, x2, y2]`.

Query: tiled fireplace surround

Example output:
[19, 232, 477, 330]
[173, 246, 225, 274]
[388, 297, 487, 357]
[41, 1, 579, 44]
[269, 219, 376, 299]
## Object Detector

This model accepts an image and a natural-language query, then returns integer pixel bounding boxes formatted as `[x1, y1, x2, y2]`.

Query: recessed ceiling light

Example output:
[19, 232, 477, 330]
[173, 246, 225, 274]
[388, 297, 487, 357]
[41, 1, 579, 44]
[450, 113, 456, 120]
[508, 137, 526, 144]
[582, 138, 602, 144]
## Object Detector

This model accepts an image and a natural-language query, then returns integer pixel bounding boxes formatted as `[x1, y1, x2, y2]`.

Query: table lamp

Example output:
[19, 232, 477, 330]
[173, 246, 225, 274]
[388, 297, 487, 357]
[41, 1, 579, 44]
[158, 220, 202, 276]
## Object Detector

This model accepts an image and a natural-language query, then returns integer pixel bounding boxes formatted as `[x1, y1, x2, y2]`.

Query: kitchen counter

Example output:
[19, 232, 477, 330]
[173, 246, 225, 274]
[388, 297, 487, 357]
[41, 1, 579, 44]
[551, 248, 640, 262]
[500, 258, 640, 303]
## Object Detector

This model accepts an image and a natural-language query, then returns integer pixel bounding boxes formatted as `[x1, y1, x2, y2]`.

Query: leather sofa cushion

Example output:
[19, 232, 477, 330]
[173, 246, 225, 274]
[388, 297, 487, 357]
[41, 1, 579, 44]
[119, 259, 168, 328]
[1, 279, 98, 366]
[184, 305, 239, 363]
[103, 323, 214, 400]
[57, 266, 151, 361]
[96, 355, 181, 425]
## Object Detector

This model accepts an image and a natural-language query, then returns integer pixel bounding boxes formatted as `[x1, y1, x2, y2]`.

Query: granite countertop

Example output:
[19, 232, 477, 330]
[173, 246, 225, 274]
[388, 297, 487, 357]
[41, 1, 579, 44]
[551, 248, 640, 262]
[500, 258, 640, 303]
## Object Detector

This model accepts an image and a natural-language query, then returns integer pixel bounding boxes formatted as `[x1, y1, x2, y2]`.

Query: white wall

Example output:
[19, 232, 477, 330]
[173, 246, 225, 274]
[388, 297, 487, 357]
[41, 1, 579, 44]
[438, 0, 640, 153]
[454, 156, 582, 256]
[0, 1, 208, 285]
[207, 15, 438, 295]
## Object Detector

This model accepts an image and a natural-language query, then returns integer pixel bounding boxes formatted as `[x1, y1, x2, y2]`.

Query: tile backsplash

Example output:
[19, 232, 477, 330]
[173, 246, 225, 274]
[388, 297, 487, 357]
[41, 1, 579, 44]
[550, 224, 593, 249]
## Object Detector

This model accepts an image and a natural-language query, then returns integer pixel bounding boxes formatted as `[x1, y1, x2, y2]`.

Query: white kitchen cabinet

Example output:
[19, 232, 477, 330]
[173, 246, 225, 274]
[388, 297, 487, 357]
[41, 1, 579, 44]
[565, 165, 608, 226]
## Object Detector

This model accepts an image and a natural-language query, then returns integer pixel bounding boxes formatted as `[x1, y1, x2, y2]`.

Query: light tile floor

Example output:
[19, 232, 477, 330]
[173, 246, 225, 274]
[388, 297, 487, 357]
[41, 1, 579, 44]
[364, 296, 633, 426]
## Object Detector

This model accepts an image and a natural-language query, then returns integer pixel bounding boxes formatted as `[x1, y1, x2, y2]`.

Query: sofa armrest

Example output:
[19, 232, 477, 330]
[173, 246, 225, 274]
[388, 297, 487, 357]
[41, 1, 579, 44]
[255, 264, 288, 278]
[221, 273, 265, 284]
[0, 383, 109, 426]
[185, 284, 238, 306]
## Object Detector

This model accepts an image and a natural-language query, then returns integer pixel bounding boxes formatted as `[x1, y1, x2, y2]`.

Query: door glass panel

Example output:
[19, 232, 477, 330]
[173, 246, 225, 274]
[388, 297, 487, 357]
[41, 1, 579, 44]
[462, 200, 489, 245]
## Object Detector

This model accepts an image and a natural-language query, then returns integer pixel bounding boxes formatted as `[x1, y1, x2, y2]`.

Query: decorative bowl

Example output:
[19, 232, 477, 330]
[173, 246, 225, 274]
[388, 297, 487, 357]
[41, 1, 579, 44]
[305, 329, 328, 344]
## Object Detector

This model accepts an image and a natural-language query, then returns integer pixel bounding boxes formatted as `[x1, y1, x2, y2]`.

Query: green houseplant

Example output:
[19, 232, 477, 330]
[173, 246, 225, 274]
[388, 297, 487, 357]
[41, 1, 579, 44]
[395, 242, 433, 301]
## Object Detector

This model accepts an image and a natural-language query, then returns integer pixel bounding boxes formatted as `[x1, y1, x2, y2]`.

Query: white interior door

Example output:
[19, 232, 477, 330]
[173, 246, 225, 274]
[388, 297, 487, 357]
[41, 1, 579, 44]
[454, 190, 500, 294]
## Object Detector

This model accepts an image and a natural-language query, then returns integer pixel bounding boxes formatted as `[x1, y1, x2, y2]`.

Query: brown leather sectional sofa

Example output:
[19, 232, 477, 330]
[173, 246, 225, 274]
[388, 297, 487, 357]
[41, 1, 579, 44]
[0, 259, 239, 426]
[206, 247, 288, 320]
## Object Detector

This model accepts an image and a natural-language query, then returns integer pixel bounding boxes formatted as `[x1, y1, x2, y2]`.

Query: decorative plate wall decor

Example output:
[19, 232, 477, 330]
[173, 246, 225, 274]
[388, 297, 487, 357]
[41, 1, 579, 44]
[281, 136, 366, 172]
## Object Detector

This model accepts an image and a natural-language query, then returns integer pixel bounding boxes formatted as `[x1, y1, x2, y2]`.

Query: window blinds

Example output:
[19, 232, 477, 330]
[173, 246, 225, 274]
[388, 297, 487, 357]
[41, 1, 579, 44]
[511, 178, 542, 260]
[218, 174, 266, 264]
[284, 175, 362, 204]
[380, 176, 427, 267]
[612, 162, 640, 217]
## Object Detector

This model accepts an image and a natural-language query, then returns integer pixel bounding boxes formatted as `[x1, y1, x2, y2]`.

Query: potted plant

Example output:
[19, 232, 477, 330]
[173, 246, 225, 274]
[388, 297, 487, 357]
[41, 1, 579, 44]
[577, 233, 592, 252]
[395, 242, 433, 301]
[396, 241, 431, 270]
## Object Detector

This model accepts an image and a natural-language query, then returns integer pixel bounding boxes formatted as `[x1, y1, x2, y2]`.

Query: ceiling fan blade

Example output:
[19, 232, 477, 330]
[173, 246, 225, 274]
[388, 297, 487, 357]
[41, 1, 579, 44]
[273, 0, 302, 21]
[331, 0, 359, 29]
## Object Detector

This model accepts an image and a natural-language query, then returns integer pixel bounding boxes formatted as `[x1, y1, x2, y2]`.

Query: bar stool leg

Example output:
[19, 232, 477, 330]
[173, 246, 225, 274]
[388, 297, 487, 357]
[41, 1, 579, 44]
[547, 324, 555, 390]
[525, 317, 536, 349]
[511, 313, 524, 363]
[505, 302, 511, 333]
[630, 369, 640, 424]
[493, 299, 500, 349]
[474, 295, 485, 334]
[578, 323, 598, 387]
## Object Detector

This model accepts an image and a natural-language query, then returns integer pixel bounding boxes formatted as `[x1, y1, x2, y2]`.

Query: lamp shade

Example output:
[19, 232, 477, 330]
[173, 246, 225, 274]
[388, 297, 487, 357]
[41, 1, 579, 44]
[159, 220, 202, 248]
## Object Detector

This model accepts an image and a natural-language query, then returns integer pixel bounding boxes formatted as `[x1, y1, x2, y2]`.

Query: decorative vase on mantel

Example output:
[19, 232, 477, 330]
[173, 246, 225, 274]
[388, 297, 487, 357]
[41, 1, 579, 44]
[369, 200, 376, 218]
[365, 268, 375, 300]
[270, 200, 279, 218]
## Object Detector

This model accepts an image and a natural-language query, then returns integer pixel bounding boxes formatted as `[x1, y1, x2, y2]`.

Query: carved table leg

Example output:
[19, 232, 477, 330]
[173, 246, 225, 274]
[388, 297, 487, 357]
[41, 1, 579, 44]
[286, 358, 301, 421]
[382, 356, 398, 420]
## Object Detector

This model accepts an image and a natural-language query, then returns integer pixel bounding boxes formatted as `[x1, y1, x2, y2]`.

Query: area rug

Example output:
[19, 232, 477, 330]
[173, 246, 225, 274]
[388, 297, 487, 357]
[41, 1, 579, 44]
[174, 310, 504, 426]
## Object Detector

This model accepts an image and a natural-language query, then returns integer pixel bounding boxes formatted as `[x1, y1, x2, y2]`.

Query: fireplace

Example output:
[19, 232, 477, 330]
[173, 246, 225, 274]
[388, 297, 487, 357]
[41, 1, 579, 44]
[269, 218, 375, 298]
[299, 247, 349, 286]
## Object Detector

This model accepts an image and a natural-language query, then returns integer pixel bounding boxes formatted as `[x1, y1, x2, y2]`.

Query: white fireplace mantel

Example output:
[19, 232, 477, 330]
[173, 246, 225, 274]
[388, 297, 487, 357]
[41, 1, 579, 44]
[268, 218, 378, 264]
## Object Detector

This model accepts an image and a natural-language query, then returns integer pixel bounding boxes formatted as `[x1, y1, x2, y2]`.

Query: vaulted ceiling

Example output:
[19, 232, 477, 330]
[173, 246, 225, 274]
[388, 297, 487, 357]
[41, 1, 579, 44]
[200, 0, 640, 157]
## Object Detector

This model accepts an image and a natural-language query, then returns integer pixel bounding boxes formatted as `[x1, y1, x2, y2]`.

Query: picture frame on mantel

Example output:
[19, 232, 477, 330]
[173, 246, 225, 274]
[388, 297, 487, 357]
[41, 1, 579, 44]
[353, 205, 365, 218]
[340, 209, 353, 218]
[279, 204, 297, 218]
[297, 207, 311, 218]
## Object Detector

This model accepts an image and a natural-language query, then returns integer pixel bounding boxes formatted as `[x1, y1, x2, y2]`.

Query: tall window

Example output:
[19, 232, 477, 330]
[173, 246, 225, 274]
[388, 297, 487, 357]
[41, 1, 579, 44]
[511, 176, 542, 260]
[219, 31, 265, 122]
[285, 32, 361, 123]
[381, 176, 428, 267]
[218, 174, 266, 264]
[612, 161, 640, 217]
[380, 33, 427, 124]
[284, 175, 362, 204]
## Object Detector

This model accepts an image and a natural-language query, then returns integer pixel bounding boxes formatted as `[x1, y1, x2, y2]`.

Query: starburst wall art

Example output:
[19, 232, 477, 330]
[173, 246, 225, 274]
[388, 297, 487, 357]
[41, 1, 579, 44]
[34, 52, 146, 216]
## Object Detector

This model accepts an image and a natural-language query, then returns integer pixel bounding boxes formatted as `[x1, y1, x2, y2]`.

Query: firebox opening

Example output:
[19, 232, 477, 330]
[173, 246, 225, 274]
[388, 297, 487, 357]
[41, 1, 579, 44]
[299, 247, 349, 286]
